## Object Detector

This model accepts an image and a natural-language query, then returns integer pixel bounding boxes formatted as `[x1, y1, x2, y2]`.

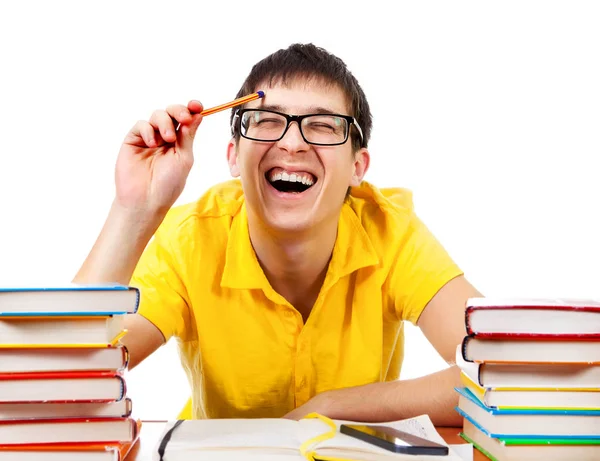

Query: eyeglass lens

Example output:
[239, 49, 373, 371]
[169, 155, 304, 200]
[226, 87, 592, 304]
[240, 110, 348, 145]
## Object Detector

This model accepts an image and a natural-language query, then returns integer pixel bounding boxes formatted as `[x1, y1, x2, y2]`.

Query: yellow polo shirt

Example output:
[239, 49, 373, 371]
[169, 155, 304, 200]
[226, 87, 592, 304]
[130, 179, 462, 419]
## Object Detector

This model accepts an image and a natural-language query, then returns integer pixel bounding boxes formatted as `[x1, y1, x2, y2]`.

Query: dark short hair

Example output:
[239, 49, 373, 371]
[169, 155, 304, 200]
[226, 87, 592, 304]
[230, 43, 372, 151]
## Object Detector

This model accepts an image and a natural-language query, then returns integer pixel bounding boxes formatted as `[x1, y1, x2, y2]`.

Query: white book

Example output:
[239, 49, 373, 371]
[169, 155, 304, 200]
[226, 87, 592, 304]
[0, 418, 136, 444]
[0, 284, 139, 316]
[465, 297, 600, 336]
[462, 336, 600, 364]
[0, 398, 132, 420]
[460, 369, 600, 409]
[461, 419, 600, 461]
[0, 450, 120, 461]
[456, 387, 600, 437]
[152, 414, 463, 460]
[0, 316, 126, 347]
[0, 346, 128, 373]
[456, 344, 600, 388]
[0, 371, 125, 403]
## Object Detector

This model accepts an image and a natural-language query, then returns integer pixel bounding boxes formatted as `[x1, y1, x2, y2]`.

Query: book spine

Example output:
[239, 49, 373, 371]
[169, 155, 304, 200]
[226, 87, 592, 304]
[461, 336, 474, 363]
[117, 374, 126, 402]
[465, 306, 474, 336]
[120, 345, 130, 372]
[130, 286, 140, 314]
[477, 364, 485, 386]
[123, 398, 132, 417]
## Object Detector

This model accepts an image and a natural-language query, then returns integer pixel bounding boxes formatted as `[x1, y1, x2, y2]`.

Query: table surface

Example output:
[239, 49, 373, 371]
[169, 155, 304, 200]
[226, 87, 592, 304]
[127, 420, 487, 460]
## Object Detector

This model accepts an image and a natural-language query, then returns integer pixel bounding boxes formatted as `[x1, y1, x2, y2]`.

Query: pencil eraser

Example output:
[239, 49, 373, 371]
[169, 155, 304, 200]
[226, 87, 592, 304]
[257, 90, 265, 98]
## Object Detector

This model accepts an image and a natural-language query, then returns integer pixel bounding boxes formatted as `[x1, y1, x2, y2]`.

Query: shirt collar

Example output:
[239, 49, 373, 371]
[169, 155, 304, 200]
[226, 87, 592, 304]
[220, 201, 380, 294]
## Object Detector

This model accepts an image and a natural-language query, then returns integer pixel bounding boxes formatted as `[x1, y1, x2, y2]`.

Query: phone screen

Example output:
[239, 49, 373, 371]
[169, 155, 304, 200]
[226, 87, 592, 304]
[340, 424, 449, 456]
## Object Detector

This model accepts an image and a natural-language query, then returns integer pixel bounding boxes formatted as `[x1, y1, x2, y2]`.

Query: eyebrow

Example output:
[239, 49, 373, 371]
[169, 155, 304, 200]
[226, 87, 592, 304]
[257, 103, 343, 115]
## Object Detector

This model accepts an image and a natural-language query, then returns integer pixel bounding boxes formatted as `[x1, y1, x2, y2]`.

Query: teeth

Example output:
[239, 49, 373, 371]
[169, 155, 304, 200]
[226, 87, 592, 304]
[269, 170, 314, 186]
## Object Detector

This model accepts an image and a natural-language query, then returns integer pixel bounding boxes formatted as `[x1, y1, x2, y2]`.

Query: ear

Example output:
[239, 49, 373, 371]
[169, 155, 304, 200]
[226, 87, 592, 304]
[350, 148, 370, 186]
[227, 140, 240, 178]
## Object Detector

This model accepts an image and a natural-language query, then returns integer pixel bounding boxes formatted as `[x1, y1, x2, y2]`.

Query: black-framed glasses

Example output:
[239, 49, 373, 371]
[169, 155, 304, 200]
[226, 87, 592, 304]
[232, 109, 364, 147]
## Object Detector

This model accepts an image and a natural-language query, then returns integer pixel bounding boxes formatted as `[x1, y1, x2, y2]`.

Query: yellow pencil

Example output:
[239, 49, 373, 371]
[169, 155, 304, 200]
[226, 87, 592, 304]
[201, 90, 265, 116]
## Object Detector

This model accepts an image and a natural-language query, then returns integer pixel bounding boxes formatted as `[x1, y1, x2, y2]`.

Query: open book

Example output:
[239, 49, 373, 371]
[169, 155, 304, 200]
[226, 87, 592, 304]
[153, 414, 464, 460]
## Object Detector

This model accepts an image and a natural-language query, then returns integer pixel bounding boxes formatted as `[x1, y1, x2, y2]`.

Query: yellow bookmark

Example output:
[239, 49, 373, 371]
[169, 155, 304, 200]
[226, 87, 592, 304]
[299, 413, 357, 461]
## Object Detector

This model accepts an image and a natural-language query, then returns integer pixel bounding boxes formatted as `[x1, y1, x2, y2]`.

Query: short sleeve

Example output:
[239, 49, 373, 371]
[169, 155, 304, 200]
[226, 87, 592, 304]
[130, 224, 192, 343]
[387, 213, 464, 325]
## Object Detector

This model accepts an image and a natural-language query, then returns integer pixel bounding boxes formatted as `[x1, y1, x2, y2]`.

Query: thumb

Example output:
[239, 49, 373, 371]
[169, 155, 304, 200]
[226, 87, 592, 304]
[177, 100, 204, 153]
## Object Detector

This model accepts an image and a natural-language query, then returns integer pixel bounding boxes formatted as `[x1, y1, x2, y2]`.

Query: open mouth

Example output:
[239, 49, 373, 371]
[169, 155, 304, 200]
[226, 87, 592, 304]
[266, 168, 317, 194]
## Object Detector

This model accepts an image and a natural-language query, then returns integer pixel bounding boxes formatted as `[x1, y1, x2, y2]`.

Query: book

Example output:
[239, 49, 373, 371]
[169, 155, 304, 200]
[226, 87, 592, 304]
[0, 420, 141, 460]
[465, 297, 600, 338]
[456, 345, 600, 388]
[0, 398, 132, 420]
[0, 371, 126, 403]
[0, 345, 128, 373]
[0, 417, 138, 445]
[460, 370, 600, 410]
[0, 316, 126, 347]
[461, 336, 600, 364]
[151, 414, 464, 460]
[0, 284, 139, 316]
[0, 451, 124, 461]
[460, 418, 600, 461]
[455, 387, 600, 439]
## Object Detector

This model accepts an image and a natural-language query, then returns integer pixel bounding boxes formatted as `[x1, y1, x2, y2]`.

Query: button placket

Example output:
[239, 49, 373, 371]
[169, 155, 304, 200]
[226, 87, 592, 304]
[294, 331, 312, 406]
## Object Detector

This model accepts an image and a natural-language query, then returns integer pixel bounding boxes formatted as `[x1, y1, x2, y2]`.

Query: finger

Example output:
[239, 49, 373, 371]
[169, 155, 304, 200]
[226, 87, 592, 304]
[186, 100, 204, 135]
[149, 110, 177, 144]
[187, 99, 203, 115]
[124, 120, 157, 147]
[177, 100, 204, 153]
[166, 104, 192, 130]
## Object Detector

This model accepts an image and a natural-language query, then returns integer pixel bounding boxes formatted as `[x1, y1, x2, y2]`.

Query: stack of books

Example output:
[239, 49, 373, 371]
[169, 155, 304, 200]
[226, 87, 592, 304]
[0, 284, 141, 460]
[455, 298, 600, 460]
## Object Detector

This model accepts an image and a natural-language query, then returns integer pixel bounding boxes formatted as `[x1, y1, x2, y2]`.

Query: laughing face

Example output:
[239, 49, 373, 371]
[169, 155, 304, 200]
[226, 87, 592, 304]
[227, 78, 370, 234]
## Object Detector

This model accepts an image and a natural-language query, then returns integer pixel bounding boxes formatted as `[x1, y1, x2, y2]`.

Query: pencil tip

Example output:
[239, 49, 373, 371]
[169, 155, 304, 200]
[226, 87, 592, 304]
[257, 90, 265, 98]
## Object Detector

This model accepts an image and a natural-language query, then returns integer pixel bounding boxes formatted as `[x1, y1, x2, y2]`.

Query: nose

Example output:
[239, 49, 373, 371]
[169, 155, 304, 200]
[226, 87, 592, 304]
[276, 121, 309, 153]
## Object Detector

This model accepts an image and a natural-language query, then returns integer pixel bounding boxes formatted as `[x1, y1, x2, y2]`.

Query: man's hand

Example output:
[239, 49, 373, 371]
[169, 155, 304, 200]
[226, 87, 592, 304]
[284, 392, 333, 420]
[283, 392, 333, 420]
[281, 366, 463, 426]
[115, 100, 204, 216]
[75, 100, 205, 287]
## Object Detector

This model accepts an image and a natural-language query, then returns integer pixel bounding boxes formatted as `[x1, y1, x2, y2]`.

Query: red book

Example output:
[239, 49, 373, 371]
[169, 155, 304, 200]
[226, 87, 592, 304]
[0, 346, 128, 374]
[0, 417, 138, 445]
[461, 335, 600, 364]
[465, 297, 600, 339]
[0, 371, 125, 403]
[0, 419, 139, 459]
[0, 398, 132, 421]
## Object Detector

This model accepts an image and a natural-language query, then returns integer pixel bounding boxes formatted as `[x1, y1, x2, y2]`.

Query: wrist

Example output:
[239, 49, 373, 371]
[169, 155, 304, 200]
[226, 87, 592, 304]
[72, 199, 166, 286]
[313, 390, 338, 417]
[108, 199, 166, 238]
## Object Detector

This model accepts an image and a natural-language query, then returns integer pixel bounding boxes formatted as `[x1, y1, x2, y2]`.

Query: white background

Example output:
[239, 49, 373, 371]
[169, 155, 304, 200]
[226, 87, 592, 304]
[0, 1, 599, 420]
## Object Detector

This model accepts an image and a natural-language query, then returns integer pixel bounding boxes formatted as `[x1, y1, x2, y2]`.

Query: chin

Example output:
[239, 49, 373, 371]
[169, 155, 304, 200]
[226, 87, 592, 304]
[261, 208, 321, 235]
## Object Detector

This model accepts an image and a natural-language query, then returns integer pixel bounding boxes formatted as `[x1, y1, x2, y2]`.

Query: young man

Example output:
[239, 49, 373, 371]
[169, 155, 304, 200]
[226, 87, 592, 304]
[75, 43, 481, 425]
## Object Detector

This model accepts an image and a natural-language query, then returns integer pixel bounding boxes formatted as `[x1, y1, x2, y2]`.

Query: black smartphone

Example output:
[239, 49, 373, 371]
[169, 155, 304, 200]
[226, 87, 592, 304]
[340, 424, 449, 456]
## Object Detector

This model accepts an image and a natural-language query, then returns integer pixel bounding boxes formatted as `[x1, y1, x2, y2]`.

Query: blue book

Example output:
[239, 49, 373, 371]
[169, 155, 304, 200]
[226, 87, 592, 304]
[0, 284, 140, 316]
[455, 387, 600, 440]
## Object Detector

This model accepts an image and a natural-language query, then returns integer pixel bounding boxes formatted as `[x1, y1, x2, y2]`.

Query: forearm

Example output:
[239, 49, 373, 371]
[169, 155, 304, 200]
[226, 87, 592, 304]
[73, 200, 163, 284]
[318, 365, 463, 426]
